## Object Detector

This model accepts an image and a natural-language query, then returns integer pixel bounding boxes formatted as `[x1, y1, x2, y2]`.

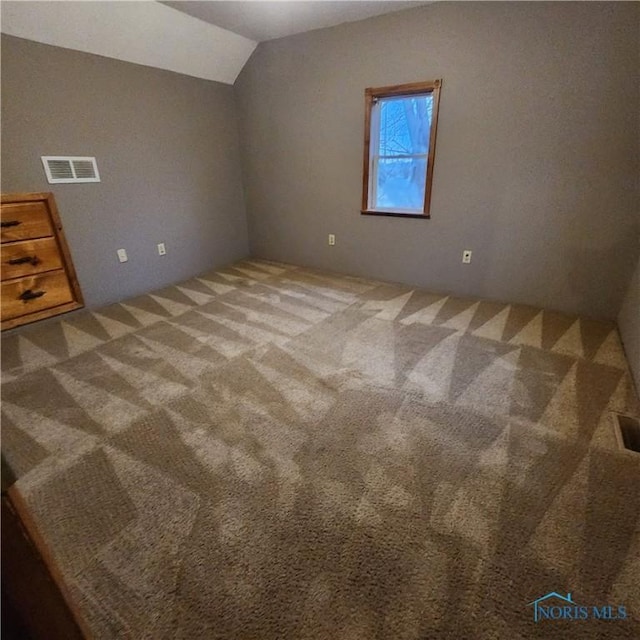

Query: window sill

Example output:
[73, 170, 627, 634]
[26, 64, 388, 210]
[361, 210, 430, 219]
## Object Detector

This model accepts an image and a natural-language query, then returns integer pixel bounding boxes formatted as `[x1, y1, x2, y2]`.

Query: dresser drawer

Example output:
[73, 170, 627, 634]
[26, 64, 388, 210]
[1, 192, 83, 330]
[1, 237, 63, 281]
[1, 270, 74, 321]
[1, 201, 54, 243]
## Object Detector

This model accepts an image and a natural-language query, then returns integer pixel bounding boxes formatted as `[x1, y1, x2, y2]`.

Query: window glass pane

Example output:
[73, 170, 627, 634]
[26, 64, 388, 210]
[379, 94, 432, 157]
[375, 156, 427, 211]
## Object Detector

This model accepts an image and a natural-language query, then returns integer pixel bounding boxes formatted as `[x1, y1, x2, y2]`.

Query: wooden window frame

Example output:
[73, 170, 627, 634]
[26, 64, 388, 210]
[361, 79, 442, 219]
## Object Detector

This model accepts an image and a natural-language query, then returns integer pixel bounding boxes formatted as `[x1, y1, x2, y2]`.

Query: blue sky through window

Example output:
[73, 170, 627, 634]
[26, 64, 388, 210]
[374, 94, 433, 211]
[379, 95, 432, 156]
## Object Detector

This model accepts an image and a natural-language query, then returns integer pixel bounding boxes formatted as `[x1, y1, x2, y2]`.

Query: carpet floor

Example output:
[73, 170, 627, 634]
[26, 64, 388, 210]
[2, 259, 639, 640]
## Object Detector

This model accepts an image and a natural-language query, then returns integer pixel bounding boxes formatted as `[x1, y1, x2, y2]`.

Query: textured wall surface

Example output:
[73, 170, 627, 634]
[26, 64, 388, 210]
[1, 35, 249, 308]
[235, 1, 639, 319]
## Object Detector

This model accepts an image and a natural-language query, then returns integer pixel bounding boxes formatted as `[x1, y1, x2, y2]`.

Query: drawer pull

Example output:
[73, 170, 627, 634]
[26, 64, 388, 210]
[19, 289, 45, 302]
[1, 220, 22, 228]
[8, 256, 41, 266]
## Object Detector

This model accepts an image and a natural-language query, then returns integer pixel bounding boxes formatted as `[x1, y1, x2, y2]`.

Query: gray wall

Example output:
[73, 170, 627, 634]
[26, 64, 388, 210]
[235, 1, 639, 320]
[618, 259, 640, 392]
[1, 35, 249, 308]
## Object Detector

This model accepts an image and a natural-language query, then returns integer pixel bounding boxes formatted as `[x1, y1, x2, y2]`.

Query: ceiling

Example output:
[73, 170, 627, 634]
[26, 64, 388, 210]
[163, 1, 428, 43]
[1, 1, 430, 85]
[1, 1, 256, 85]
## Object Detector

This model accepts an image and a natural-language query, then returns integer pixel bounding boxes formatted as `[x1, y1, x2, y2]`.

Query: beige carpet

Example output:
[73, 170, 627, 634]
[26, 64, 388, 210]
[2, 259, 639, 639]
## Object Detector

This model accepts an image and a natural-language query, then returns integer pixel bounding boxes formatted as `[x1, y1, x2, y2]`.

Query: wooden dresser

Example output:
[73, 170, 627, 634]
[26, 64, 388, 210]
[1, 193, 83, 331]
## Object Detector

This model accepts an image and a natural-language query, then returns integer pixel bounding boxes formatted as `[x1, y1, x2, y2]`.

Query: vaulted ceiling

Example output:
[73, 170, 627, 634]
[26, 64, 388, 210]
[0, 1, 428, 85]
[163, 1, 427, 42]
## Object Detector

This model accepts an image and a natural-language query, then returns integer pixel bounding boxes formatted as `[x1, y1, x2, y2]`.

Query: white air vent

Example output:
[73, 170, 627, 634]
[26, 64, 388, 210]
[41, 156, 100, 184]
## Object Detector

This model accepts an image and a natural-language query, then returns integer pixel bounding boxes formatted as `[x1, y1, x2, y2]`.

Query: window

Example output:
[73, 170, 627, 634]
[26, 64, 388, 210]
[361, 80, 441, 218]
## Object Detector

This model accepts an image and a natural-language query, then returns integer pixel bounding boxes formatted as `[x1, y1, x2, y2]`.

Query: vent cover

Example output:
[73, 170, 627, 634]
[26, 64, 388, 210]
[612, 412, 640, 454]
[41, 156, 100, 184]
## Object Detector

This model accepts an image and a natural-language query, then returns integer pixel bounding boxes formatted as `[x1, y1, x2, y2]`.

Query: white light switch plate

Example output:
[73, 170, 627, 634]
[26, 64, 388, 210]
[117, 248, 128, 263]
[157, 243, 166, 256]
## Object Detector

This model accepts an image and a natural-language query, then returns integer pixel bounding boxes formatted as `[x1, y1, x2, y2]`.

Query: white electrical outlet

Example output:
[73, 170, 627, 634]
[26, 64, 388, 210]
[462, 250, 472, 264]
[157, 243, 166, 256]
[328, 234, 336, 246]
[117, 248, 128, 263]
